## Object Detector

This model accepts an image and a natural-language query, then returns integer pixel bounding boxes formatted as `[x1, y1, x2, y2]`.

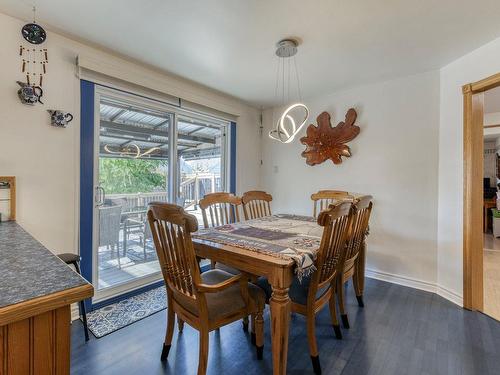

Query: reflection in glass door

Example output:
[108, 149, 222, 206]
[94, 90, 172, 296]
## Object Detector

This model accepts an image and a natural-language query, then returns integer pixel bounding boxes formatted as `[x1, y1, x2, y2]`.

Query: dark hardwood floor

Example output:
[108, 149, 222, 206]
[71, 279, 500, 374]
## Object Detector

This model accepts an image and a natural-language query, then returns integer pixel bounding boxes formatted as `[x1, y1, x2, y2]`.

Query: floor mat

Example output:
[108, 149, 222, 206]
[86, 286, 166, 338]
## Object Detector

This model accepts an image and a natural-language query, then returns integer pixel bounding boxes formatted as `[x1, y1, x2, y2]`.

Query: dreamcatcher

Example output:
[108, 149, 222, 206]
[19, 6, 48, 87]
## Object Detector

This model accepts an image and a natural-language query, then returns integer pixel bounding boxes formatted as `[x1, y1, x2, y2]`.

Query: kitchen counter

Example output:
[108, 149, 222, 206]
[0, 221, 93, 374]
[0, 221, 89, 309]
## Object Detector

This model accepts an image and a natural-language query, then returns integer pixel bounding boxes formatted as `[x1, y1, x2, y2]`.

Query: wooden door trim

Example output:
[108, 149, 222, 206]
[463, 72, 500, 310]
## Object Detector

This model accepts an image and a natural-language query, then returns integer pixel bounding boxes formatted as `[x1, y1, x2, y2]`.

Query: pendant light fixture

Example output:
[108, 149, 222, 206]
[269, 39, 309, 144]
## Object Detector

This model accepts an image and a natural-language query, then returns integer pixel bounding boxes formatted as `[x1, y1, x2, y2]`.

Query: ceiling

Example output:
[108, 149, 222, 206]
[2, 0, 500, 108]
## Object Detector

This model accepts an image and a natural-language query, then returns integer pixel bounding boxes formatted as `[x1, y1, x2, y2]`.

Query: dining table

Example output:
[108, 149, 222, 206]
[191, 213, 367, 375]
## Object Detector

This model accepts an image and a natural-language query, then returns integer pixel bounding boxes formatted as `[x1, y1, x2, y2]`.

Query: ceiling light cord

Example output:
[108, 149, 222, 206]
[293, 55, 303, 102]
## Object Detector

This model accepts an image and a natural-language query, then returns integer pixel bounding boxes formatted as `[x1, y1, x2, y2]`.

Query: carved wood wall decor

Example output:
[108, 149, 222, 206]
[300, 108, 360, 166]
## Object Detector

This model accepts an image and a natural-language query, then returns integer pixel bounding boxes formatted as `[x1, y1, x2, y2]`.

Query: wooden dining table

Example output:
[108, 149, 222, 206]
[191, 214, 367, 375]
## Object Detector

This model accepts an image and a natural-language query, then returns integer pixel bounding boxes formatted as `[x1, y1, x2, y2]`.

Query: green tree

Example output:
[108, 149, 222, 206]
[99, 158, 167, 194]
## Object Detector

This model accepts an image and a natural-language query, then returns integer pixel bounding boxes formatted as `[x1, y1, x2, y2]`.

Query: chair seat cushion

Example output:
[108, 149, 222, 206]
[173, 269, 265, 321]
[215, 262, 240, 275]
[256, 275, 330, 306]
[57, 253, 81, 264]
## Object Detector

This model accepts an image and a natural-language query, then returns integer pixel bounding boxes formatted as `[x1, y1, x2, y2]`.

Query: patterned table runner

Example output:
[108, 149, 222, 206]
[193, 214, 323, 280]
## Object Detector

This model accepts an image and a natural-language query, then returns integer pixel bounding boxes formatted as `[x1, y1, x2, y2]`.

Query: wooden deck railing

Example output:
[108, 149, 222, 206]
[106, 173, 221, 210]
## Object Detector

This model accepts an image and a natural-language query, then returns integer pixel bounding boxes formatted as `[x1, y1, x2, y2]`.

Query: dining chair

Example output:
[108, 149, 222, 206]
[199, 192, 243, 273]
[335, 195, 373, 330]
[98, 204, 123, 268]
[147, 203, 266, 375]
[257, 201, 354, 374]
[198, 192, 248, 328]
[199, 192, 243, 228]
[241, 190, 273, 220]
[311, 190, 355, 218]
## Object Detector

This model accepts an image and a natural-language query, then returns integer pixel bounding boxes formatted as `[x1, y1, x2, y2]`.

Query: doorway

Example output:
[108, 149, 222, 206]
[482, 87, 500, 321]
[463, 72, 500, 314]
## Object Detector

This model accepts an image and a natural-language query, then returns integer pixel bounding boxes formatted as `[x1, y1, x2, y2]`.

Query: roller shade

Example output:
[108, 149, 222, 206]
[77, 54, 240, 121]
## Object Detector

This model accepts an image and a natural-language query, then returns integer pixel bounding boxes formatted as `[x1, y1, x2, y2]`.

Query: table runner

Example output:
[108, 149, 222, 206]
[193, 214, 323, 281]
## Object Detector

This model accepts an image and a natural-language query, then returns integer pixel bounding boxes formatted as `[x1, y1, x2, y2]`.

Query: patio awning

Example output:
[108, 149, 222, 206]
[99, 98, 223, 161]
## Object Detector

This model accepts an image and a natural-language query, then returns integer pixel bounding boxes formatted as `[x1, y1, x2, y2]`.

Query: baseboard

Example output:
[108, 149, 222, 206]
[365, 269, 463, 307]
[436, 285, 463, 306]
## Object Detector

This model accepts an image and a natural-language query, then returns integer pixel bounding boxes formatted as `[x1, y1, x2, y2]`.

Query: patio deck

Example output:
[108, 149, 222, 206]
[97, 207, 206, 291]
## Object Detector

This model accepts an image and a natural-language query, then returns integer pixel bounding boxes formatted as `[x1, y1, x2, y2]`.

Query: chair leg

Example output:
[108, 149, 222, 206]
[242, 316, 249, 332]
[250, 314, 256, 345]
[306, 314, 321, 374]
[328, 290, 342, 340]
[177, 316, 185, 333]
[113, 244, 121, 269]
[198, 327, 209, 375]
[162, 305, 175, 361]
[73, 261, 90, 342]
[255, 311, 264, 360]
[353, 243, 366, 307]
[79, 300, 90, 342]
[337, 279, 349, 329]
[353, 269, 364, 307]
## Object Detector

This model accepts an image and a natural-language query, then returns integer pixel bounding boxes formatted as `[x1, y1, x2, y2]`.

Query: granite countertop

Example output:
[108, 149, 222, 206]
[0, 221, 89, 309]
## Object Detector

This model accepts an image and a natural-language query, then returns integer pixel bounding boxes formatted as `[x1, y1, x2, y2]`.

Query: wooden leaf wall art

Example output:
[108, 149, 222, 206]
[300, 108, 360, 166]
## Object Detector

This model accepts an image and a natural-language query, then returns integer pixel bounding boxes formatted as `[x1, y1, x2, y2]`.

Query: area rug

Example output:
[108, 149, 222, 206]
[86, 286, 167, 338]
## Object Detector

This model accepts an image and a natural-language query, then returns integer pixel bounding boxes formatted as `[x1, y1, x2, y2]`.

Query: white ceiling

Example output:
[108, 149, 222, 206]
[2, 0, 500, 108]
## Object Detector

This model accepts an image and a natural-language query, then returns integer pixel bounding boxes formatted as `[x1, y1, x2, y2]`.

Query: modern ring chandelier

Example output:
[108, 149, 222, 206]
[269, 39, 309, 144]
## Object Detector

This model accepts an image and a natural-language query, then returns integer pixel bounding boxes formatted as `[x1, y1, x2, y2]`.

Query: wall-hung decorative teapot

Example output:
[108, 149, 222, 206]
[48, 110, 73, 128]
[16, 81, 43, 105]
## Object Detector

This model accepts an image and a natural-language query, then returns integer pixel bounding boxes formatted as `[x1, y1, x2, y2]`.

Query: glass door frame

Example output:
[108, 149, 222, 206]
[90, 85, 231, 304]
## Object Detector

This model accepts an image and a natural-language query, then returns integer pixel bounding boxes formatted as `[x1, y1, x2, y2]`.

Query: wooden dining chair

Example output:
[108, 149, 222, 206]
[199, 192, 243, 268]
[311, 190, 355, 218]
[241, 190, 273, 220]
[147, 203, 266, 375]
[257, 201, 354, 374]
[199, 192, 250, 328]
[199, 192, 243, 228]
[335, 195, 373, 330]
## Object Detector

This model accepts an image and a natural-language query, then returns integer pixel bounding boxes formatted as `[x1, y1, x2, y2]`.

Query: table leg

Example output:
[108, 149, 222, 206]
[270, 285, 291, 375]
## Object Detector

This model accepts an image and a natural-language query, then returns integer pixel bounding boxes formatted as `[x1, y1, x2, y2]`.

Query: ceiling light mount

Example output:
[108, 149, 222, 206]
[275, 39, 298, 58]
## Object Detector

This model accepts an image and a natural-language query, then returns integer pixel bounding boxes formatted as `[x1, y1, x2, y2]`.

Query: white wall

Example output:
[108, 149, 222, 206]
[262, 71, 441, 289]
[438, 36, 500, 304]
[484, 111, 500, 126]
[0, 12, 261, 255]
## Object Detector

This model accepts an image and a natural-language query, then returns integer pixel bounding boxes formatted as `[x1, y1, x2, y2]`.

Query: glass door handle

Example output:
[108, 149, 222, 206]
[95, 186, 105, 206]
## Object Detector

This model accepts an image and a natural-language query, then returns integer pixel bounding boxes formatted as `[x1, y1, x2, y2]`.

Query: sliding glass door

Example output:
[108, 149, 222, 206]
[90, 86, 229, 302]
[177, 114, 227, 226]
[93, 89, 172, 299]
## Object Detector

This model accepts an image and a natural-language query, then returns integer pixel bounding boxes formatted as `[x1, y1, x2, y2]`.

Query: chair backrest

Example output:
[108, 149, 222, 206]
[345, 195, 373, 262]
[199, 192, 242, 228]
[99, 205, 123, 247]
[313, 201, 354, 290]
[147, 203, 201, 300]
[242, 190, 273, 220]
[311, 190, 355, 218]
